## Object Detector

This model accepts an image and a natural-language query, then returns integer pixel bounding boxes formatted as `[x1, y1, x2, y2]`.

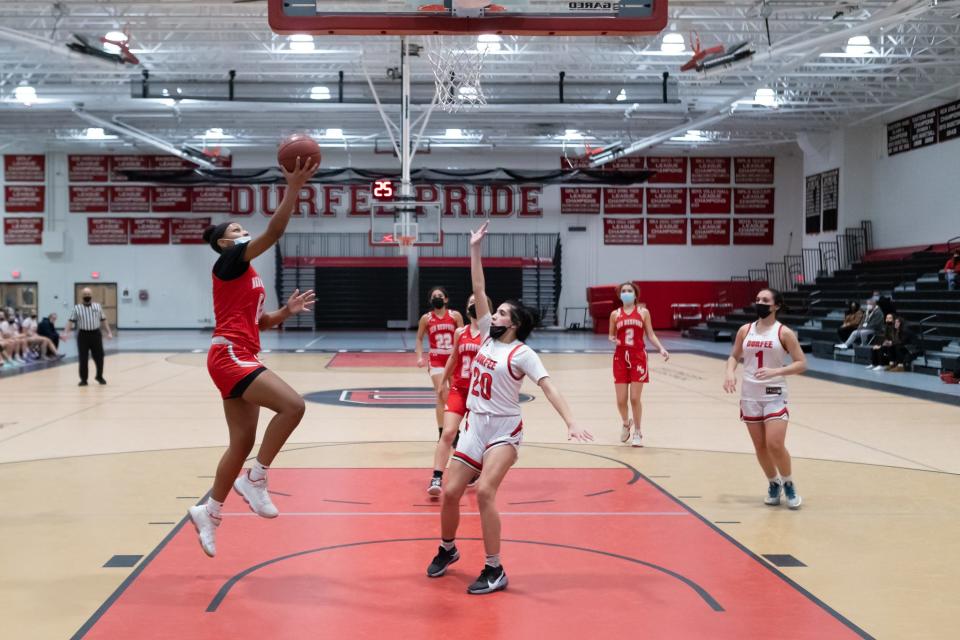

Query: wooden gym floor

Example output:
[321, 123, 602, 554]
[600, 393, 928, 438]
[1, 348, 957, 639]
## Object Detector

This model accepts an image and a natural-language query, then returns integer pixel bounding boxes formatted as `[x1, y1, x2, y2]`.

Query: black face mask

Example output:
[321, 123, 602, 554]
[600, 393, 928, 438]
[489, 325, 508, 339]
[431, 297, 445, 310]
[83, 296, 92, 305]
[754, 303, 772, 319]
[467, 304, 477, 319]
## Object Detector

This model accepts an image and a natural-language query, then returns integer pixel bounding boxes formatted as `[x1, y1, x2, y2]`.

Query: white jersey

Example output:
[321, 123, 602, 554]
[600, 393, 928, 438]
[466, 313, 549, 416]
[741, 321, 788, 401]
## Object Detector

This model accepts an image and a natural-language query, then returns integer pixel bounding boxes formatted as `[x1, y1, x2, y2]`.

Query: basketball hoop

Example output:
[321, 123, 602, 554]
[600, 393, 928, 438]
[424, 34, 489, 113]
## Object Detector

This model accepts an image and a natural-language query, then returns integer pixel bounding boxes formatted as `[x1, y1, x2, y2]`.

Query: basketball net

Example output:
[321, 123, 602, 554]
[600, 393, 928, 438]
[424, 34, 489, 113]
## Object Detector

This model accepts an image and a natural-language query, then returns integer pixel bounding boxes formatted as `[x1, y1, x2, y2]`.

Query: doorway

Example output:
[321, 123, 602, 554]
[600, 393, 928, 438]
[0, 282, 39, 317]
[74, 283, 118, 328]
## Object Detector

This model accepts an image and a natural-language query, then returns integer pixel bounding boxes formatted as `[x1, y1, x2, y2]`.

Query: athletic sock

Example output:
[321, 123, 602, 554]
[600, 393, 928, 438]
[485, 554, 501, 568]
[768, 475, 781, 484]
[432, 469, 443, 479]
[441, 538, 456, 551]
[249, 459, 269, 482]
[206, 498, 223, 519]
[781, 475, 793, 485]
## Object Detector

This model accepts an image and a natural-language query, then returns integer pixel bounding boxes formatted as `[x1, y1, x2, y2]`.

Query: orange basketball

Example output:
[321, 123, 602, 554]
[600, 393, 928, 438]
[277, 134, 321, 172]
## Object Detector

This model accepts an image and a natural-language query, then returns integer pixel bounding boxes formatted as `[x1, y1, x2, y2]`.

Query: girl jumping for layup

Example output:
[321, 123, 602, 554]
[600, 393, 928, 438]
[426, 221, 593, 594]
[188, 158, 317, 557]
[608, 282, 669, 447]
[416, 287, 463, 437]
[724, 288, 807, 509]
[427, 291, 491, 496]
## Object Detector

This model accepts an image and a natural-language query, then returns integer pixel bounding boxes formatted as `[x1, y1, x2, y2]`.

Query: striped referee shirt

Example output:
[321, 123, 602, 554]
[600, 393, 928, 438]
[70, 303, 106, 331]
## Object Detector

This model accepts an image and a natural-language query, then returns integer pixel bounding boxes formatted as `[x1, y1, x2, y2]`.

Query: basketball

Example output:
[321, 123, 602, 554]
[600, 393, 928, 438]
[277, 134, 321, 172]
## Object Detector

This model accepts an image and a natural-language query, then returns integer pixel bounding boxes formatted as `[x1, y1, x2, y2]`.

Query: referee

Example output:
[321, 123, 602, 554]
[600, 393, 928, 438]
[63, 288, 114, 386]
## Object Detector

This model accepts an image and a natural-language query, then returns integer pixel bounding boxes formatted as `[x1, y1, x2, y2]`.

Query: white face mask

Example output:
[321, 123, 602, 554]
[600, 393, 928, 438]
[233, 235, 252, 246]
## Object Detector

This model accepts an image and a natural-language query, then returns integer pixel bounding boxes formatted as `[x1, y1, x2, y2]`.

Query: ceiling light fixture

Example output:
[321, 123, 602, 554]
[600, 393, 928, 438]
[660, 32, 685, 54]
[103, 30, 127, 54]
[477, 34, 502, 53]
[288, 34, 315, 53]
[14, 84, 36, 106]
[310, 86, 331, 100]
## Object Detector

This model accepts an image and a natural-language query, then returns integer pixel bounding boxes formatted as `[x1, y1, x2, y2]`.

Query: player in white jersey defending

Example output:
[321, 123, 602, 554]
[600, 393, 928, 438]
[723, 288, 807, 509]
[426, 221, 594, 594]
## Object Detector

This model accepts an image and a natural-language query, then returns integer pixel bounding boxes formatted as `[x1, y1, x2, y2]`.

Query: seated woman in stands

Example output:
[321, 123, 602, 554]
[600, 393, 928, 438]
[838, 301, 863, 343]
[835, 298, 882, 350]
[869, 315, 914, 372]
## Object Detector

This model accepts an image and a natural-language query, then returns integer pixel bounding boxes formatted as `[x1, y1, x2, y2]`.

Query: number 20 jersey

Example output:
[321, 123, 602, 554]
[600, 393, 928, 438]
[466, 315, 549, 417]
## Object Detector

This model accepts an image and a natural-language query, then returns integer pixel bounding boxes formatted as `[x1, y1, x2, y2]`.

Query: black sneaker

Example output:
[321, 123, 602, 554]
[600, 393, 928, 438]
[426, 545, 459, 577]
[467, 564, 508, 595]
[78, 380, 88, 387]
[96, 377, 107, 385]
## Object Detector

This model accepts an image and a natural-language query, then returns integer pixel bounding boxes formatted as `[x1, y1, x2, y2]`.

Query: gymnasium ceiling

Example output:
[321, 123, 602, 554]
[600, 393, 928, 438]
[1, 0, 959, 157]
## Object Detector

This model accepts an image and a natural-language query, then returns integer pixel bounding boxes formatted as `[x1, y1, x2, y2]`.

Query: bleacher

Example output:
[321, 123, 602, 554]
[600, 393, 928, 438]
[687, 232, 960, 376]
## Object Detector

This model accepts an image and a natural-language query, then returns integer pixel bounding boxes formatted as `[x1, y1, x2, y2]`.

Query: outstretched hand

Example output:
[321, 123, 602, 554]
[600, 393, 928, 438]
[280, 156, 318, 189]
[470, 221, 490, 247]
[286, 288, 316, 315]
[567, 423, 594, 443]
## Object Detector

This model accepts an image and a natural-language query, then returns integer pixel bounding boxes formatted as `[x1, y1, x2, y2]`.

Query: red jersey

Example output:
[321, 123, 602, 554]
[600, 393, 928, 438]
[615, 306, 646, 354]
[212, 245, 266, 354]
[451, 324, 484, 390]
[427, 310, 457, 367]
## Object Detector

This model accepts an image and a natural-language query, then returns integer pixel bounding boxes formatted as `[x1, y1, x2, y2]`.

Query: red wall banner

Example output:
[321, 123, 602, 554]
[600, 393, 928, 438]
[191, 186, 234, 213]
[690, 157, 731, 184]
[646, 187, 686, 214]
[68, 155, 110, 182]
[3, 155, 45, 182]
[4, 186, 45, 213]
[152, 155, 195, 171]
[87, 218, 129, 244]
[646, 157, 687, 184]
[69, 186, 110, 213]
[691, 218, 731, 245]
[734, 188, 775, 214]
[689, 188, 731, 214]
[130, 218, 171, 245]
[561, 156, 643, 171]
[602, 187, 643, 214]
[560, 187, 602, 214]
[733, 218, 774, 245]
[603, 218, 644, 245]
[171, 217, 212, 244]
[734, 157, 775, 184]
[109, 185, 151, 213]
[3, 217, 43, 244]
[151, 186, 192, 213]
[646, 217, 687, 245]
[110, 155, 154, 181]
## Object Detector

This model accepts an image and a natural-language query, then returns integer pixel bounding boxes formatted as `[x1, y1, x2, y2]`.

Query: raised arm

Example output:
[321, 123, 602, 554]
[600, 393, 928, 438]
[470, 221, 491, 318]
[723, 323, 750, 393]
[241, 158, 317, 262]
[641, 308, 669, 360]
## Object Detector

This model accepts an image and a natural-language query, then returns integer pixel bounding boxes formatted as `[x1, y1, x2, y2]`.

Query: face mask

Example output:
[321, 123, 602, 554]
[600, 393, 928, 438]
[489, 325, 509, 339]
[431, 297, 445, 310]
[620, 292, 636, 305]
[83, 296, 92, 304]
[233, 235, 251, 246]
[754, 303, 772, 319]
[467, 304, 477, 319]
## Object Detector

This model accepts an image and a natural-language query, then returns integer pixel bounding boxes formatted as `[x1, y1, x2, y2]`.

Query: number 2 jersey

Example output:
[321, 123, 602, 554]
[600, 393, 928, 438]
[466, 313, 549, 416]
[741, 321, 788, 401]
[614, 305, 646, 354]
[212, 243, 266, 354]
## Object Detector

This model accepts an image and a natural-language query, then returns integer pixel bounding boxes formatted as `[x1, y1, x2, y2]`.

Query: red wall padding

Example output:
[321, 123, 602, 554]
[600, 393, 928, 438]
[586, 281, 764, 332]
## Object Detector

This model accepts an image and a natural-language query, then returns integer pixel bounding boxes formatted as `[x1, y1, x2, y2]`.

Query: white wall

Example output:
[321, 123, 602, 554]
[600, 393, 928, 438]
[801, 97, 960, 250]
[1, 145, 802, 328]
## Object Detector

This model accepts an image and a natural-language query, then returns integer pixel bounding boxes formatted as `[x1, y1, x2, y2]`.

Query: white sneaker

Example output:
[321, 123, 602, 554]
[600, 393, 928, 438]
[631, 430, 643, 447]
[783, 481, 802, 510]
[233, 471, 279, 518]
[620, 419, 633, 443]
[864, 363, 875, 369]
[834, 344, 847, 350]
[188, 505, 220, 557]
[872, 365, 885, 371]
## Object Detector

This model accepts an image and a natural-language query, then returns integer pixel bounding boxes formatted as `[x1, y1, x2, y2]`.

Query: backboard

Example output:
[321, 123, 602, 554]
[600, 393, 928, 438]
[370, 200, 444, 249]
[269, 0, 668, 36]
